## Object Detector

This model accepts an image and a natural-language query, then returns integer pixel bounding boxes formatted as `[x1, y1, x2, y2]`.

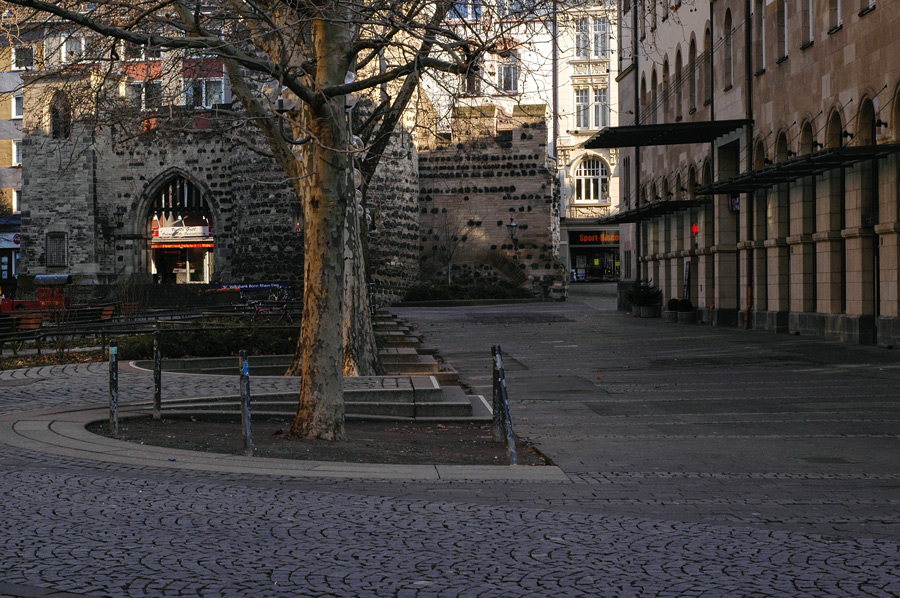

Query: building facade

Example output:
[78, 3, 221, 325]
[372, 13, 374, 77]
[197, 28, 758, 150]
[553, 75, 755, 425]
[0, 44, 25, 298]
[601, 0, 900, 345]
[447, 0, 622, 282]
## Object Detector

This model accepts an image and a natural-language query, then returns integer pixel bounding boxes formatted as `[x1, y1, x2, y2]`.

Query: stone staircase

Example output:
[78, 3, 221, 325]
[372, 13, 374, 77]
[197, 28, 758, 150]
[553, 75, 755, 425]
[127, 312, 479, 421]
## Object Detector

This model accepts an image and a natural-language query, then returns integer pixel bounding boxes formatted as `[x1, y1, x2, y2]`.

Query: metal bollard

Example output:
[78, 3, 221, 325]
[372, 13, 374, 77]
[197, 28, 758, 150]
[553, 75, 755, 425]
[240, 350, 253, 456]
[153, 331, 162, 420]
[109, 340, 118, 436]
[491, 345, 503, 443]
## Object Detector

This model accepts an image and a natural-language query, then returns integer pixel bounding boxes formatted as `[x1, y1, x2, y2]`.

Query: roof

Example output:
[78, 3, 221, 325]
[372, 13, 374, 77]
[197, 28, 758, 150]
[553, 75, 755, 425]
[696, 143, 900, 195]
[584, 119, 751, 148]
[595, 198, 711, 225]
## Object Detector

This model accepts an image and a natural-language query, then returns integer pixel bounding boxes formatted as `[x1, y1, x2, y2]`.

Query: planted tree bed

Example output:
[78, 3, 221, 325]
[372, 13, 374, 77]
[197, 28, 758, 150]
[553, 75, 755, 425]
[87, 417, 550, 466]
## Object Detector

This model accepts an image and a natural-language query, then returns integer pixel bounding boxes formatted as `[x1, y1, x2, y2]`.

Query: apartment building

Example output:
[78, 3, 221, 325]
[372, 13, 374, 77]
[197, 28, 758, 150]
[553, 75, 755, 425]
[594, 0, 900, 344]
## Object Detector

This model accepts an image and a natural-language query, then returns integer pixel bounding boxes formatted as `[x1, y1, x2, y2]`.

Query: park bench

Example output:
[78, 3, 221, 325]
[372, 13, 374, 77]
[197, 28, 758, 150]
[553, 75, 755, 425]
[0, 310, 46, 356]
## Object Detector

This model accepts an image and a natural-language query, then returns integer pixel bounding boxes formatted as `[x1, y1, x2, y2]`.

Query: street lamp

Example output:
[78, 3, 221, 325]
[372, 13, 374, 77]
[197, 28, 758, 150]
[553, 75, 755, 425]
[113, 206, 126, 228]
[506, 216, 518, 248]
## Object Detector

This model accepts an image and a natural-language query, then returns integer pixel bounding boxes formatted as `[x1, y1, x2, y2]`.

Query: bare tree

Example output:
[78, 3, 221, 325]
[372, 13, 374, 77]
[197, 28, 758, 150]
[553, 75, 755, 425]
[1, 0, 560, 439]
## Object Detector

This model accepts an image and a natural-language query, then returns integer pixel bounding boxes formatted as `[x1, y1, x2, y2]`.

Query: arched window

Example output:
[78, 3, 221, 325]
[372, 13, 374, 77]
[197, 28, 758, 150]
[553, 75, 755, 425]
[498, 50, 519, 93]
[723, 11, 733, 88]
[703, 27, 712, 104]
[688, 39, 697, 110]
[754, 0, 765, 72]
[651, 68, 658, 124]
[777, 0, 788, 59]
[50, 91, 71, 139]
[674, 50, 683, 118]
[574, 158, 610, 203]
[825, 110, 843, 148]
[662, 57, 670, 120]
[828, 0, 842, 30]
[801, 0, 814, 44]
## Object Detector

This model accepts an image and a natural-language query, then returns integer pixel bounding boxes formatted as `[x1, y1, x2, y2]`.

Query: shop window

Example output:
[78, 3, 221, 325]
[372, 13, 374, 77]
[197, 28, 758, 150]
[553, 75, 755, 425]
[46, 232, 68, 267]
[12, 45, 34, 70]
[574, 158, 609, 203]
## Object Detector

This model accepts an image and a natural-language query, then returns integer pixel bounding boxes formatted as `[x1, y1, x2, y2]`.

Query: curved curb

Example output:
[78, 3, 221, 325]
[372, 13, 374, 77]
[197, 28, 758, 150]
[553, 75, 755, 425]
[0, 404, 569, 482]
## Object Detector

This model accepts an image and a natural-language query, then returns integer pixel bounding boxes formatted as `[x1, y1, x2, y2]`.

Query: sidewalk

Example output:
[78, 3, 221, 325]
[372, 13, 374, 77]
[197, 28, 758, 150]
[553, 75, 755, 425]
[0, 285, 899, 597]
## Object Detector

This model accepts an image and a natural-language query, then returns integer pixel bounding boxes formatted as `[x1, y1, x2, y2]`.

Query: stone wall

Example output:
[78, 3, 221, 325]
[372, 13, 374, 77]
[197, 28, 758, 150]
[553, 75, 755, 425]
[366, 126, 420, 304]
[417, 105, 563, 297]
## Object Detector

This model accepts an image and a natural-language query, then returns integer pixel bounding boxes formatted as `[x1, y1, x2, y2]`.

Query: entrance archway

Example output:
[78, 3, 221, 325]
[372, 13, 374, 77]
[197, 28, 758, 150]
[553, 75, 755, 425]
[148, 175, 215, 284]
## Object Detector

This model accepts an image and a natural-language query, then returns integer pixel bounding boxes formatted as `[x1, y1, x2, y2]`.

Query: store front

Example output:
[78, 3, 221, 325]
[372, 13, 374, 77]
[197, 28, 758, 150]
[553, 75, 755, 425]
[0, 216, 21, 298]
[148, 176, 215, 284]
[567, 229, 619, 282]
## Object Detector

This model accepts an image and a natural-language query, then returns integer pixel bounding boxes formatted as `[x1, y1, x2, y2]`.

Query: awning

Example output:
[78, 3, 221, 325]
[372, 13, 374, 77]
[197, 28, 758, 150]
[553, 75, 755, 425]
[596, 198, 711, 225]
[584, 119, 751, 148]
[152, 242, 214, 249]
[696, 143, 900, 195]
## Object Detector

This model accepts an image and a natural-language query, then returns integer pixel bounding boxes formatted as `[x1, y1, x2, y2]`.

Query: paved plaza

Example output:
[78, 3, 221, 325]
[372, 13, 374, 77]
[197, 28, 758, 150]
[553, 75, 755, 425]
[1, 284, 899, 597]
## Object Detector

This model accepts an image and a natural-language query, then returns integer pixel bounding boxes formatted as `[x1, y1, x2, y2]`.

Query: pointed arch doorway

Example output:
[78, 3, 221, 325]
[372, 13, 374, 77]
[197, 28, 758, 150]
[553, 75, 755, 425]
[149, 175, 215, 284]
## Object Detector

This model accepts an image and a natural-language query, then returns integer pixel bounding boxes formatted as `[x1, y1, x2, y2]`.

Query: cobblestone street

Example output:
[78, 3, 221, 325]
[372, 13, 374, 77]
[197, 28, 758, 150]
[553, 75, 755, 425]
[1, 284, 899, 597]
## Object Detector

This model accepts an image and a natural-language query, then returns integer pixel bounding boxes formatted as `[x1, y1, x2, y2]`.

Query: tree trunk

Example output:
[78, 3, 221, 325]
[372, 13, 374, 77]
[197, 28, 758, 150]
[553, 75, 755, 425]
[288, 14, 355, 440]
[342, 195, 384, 376]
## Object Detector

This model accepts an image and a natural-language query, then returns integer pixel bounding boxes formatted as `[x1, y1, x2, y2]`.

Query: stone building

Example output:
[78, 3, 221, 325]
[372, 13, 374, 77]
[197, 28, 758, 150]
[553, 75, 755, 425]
[417, 104, 563, 297]
[17, 95, 560, 301]
[443, 0, 622, 283]
[593, 0, 900, 345]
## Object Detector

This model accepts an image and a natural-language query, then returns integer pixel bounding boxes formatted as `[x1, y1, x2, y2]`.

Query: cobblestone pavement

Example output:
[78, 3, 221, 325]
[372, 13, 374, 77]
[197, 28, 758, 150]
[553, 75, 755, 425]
[1, 285, 899, 597]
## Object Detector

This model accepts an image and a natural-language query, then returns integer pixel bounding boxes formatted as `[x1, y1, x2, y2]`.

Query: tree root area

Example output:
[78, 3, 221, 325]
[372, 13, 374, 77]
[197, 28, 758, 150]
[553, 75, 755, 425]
[88, 417, 550, 466]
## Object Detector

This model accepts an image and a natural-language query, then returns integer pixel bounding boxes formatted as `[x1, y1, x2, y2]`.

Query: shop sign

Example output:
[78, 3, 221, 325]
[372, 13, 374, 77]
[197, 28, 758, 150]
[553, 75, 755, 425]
[154, 225, 209, 238]
[0, 233, 20, 249]
[153, 242, 214, 249]
[568, 230, 620, 246]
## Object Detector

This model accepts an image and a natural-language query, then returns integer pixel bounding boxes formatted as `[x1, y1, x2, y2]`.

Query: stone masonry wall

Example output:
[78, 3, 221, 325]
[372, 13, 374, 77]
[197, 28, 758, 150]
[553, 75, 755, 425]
[366, 126, 420, 304]
[417, 106, 563, 296]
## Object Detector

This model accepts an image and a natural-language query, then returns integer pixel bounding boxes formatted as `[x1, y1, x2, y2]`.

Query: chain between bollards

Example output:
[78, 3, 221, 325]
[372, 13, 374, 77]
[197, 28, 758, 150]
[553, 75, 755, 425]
[240, 350, 253, 457]
[108, 340, 118, 436]
[153, 330, 162, 420]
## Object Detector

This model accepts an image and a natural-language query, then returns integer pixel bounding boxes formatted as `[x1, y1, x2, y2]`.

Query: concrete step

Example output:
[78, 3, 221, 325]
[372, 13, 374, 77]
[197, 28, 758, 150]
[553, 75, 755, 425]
[378, 347, 421, 363]
[138, 378, 481, 421]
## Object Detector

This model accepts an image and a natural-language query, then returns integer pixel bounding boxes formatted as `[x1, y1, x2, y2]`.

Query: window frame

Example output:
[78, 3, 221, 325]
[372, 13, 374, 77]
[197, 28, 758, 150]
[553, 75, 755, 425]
[498, 51, 519, 94]
[11, 45, 34, 70]
[128, 80, 163, 111]
[573, 158, 610, 203]
[122, 40, 162, 62]
[61, 36, 85, 63]
[46, 232, 68, 268]
[12, 94, 24, 119]
[12, 189, 21, 214]
[185, 78, 224, 108]
[12, 140, 23, 166]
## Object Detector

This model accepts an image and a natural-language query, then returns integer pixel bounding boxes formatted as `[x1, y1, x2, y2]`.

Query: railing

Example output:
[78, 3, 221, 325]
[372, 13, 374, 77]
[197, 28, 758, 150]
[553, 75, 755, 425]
[491, 344, 518, 465]
[0, 301, 301, 357]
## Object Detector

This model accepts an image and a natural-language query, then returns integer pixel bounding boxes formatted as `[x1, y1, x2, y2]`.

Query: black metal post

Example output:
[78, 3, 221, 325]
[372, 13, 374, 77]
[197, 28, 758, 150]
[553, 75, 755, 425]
[108, 340, 118, 436]
[153, 331, 162, 420]
[491, 345, 502, 442]
[240, 350, 253, 457]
